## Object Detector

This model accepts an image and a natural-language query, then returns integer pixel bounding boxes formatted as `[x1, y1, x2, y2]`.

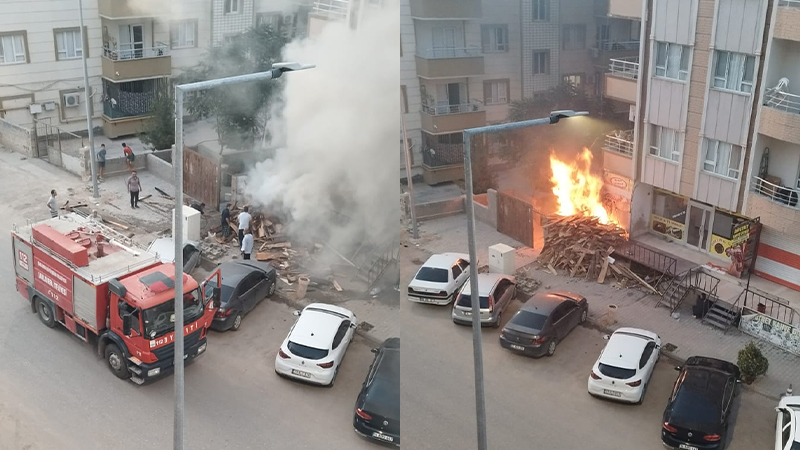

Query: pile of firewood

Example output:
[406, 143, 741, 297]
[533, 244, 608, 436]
[537, 214, 658, 292]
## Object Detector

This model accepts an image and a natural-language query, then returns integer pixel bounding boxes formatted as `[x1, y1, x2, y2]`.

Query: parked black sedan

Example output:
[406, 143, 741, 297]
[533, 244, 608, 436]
[662, 356, 740, 450]
[354, 337, 400, 446]
[209, 260, 277, 332]
[499, 291, 588, 357]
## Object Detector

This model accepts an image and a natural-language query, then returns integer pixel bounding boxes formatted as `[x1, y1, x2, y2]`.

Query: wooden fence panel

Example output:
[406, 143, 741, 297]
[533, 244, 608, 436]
[497, 191, 534, 248]
[183, 147, 220, 209]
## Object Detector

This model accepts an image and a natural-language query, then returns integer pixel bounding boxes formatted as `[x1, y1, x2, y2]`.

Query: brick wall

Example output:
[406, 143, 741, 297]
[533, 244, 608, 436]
[521, 0, 561, 98]
[746, 193, 800, 239]
[212, 0, 255, 47]
[758, 107, 800, 146]
[0, 118, 37, 157]
[773, 6, 800, 41]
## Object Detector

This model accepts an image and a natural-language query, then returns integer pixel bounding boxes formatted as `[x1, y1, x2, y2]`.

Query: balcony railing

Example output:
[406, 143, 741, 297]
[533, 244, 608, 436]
[751, 176, 800, 209]
[595, 40, 641, 51]
[313, 0, 349, 19]
[102, 44, 169, 61]
[779, 0, 800, 8]
[603, 130, 634, 157]
[416, 46, 481, 59]
[763, 88, 800, 114]
[421, 103, 482, 116]
[608, 57, 639, 80]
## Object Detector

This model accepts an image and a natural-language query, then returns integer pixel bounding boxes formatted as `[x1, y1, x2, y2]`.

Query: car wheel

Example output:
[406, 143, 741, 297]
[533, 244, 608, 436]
[492, 317, 501, 328]
[104, 344, 131, 380]
[636, 382, 647, 405]
[36, 298, 56, 328]
[546, 339, 557, 356]
[579, 309, 587, 324]
[231, 313, 243, 331]
[268, 281, 276, 297]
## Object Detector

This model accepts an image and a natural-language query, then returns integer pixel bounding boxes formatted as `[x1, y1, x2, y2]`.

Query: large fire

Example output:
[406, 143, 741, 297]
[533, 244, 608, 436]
[549, 148, 615, 225]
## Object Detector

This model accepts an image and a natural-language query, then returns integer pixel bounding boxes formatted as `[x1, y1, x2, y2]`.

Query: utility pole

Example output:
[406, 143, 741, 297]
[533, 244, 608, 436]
[401, 90, 418, 239]
[78, 0, 99, 199]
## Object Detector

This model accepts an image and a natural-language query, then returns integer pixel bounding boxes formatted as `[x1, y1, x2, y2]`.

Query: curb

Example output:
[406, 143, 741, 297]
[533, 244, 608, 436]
[584, 318, 783, 401]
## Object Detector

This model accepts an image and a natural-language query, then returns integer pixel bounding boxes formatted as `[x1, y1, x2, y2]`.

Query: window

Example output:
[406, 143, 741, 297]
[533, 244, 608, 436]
[457, 259, 469, 271]
[0, 32, 27, 64]
[649, 125, 683, 162]
[332, 320, 350, 349]
[484, 79, 509, 105]
[562, 24, 586, 50]
[533, 50, 550, 75]
[224, 0, 241, 14]
[452, 264, 463, 279]
[796, 160, 800, 190]
[703, 139, 743, 179]
[655, 42, 690, 81]
[563, 74, 583, 87]
[532, 0, 549, 21]
[639, 342, 655, 369]
[55, 28, 83, 60]
[713, 50, 755, 93]
[170, 20, 196, 49]
[481, 25, 509, 52]
[550, 304, 565, 323]
[257, 13, 281, 30]
[401, 85, 409, 113]
[223, 35, 237, 44]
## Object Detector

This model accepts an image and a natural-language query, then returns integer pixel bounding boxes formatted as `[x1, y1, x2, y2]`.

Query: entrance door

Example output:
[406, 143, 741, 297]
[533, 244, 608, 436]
[432, 27, 456, 58]
[119, 24, 144, 59]
[687, 203, 713, 251]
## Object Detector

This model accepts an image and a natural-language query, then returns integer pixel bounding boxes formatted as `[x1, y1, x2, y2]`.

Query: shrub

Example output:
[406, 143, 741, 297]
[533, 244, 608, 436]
[737, 342, 769, 384]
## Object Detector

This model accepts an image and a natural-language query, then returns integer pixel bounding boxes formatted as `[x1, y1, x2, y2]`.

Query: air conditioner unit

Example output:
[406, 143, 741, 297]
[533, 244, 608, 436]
[63, 93, 81, 108]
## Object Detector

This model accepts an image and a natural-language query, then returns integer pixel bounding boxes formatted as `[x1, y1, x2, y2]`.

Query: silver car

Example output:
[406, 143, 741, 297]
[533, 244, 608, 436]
[452, 273, 516, 327]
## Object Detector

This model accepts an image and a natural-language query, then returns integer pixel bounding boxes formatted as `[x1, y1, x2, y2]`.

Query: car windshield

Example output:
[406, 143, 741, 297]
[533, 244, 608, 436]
[288, 341, 329, 360]
[142, 288, 204, 339]
[204, 279, 234, 304]
[510, 310, 548, 330]
[598, 363, 636, 379]
[457, 293, 490, 309]
[415, 267, 448, 283]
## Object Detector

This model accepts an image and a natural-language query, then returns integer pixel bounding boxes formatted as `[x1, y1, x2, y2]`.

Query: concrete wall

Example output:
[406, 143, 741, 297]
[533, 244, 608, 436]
[416, 196, 466, 219]
[473, 189, 498, 228]
[146, 151, 175, 183]
[0, 118, 37, 156]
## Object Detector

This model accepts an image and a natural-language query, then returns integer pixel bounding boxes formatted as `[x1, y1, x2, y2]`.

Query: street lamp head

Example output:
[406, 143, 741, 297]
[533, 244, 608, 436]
[549, 110, 589, 124]
[271, 62, 316, 78]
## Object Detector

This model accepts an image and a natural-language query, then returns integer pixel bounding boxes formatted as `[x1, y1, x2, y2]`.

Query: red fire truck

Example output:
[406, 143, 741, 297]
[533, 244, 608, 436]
[11, 213, 221, 384]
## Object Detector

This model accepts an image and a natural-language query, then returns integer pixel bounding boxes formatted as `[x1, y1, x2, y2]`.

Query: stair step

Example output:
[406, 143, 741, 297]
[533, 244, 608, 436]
[703, 316, 730, 329]
[128, 365, 142, 375]
[130, 375, 145, 385]
[708, 306, 737, 319]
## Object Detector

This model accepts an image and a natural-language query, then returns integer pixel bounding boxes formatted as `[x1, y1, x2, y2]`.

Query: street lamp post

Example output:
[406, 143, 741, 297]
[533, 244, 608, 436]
[400, 91, 418, 239]
[77, 0, 99, 199]
[462, 110, 588, 450]
[171, 62, 314, 450]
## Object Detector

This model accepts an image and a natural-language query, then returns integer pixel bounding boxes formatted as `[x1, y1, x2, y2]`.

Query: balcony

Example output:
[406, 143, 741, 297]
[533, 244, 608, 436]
[409, 0, 481, 19]
[760, 89, 800, 145]
[748, 176, 800, 231]
[590, 40, 640, 68]
[608, 0, 642, 19]
[602, 130, 635, 179]
[312, 0, 349, 20]
[751, 176, 800, 209]
[775, 1, 800, 42]
[98, 0, 152, 19]
[101, 45, 171, 82]
[415, 47, 484, 78]
[421, 103, 486, 134]
[605, 57, 639, 103]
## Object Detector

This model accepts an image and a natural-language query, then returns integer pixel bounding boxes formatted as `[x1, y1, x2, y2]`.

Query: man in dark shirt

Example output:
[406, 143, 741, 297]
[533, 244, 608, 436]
[221, 203, 231, 240]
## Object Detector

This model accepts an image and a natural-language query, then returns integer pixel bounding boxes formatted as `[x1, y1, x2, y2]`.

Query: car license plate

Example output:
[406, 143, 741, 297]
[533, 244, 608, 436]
[603, 389, 622, 397]
[291, 369, 311, 378]
[678, 444, 698, 450]
[418, 297, 439, 304]
[510, 344, 525, 351]
[372, 432, 394, 442]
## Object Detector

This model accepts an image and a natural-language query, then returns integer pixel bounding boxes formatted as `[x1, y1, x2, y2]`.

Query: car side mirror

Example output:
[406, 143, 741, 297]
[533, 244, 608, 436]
[212, 287, 221, 309]
[292, 310, 301, 317]
[371, 348, 378, 354]
[350, 323, 357, 329]
[674, 366, 682, 371]
[776, 407, 782, 412]
[122, 314, 132, 336]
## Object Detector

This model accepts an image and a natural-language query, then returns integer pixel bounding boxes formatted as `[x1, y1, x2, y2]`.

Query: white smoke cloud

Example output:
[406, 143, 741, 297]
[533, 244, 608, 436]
[246, 2, 400, 254]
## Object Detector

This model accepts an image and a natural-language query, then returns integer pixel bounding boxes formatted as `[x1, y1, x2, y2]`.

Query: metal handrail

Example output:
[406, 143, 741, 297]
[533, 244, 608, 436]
[313, 0, 349, 18]
[416, 46, 482, 59]
[764, 88, 800, 114]
[603, 130, 634, 157]
[751, 176, 800, 209]
[608, 57, 639, 80]
[595, 40, 640, 51]
[779, 0, 800, 8]
[740, 287, 799, 326]
[421, 103, 482, 115]
[102, 44, 169, 61]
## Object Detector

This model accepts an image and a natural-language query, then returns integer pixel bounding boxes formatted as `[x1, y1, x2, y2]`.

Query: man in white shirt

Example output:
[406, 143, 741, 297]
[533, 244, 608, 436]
[237, 206, 252, 244]
[240, 227, 254, 260]
[47, 190, 58, 218]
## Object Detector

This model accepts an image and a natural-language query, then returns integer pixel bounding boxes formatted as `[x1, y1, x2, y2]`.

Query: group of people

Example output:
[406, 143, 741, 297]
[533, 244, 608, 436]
[222, 204, 255, 260]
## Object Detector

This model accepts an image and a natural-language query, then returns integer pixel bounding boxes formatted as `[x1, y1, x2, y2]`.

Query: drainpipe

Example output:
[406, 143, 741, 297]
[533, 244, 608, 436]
[631, 0, 650, 184]
[640, 0, 657, 182]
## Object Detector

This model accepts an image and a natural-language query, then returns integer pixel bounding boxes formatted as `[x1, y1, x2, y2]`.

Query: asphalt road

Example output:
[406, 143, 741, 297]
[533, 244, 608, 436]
[399, 246, 776, 450]
[0, 160, 380, 449]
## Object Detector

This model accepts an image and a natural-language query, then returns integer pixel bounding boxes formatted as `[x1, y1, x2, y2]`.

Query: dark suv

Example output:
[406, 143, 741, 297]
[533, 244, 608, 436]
[354, 337, 400, 446]
[662, 356, 741, 450]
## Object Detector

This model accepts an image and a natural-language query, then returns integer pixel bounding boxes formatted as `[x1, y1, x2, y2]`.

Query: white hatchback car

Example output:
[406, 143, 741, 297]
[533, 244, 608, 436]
[407, 253, 470, 305]
[275, 303, 357, 387]
[588, 327, 661, 404]
[776, 395, 800, 450]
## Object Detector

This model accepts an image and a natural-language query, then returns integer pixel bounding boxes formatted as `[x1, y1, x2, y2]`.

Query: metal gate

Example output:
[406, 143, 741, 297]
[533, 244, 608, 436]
[755, 225, 800, 290]
[183, 147, 221, 209]
[497, 191, 534, 248]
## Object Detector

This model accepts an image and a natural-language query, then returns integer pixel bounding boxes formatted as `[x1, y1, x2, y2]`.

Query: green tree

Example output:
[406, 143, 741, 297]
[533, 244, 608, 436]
[737, 341, 769, 384]
[138, 91, 175, 150]
[177, 25, 288, 151]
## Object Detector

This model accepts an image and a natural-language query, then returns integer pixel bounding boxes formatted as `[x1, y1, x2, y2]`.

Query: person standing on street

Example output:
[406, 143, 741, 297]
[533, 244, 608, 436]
[47, 189, 58, 218]
[123, 142, 134, 171]
[237, 206, 252, 244]
[241, 227, 254, 260]
[127, 170, 142, 209]
[97, 144, 106, 181]
[221, 203, 232, 240]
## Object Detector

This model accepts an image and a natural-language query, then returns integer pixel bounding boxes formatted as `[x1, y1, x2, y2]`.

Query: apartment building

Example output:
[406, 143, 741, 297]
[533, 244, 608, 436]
[0, 0, 309, 140]
[601, 0, 800, 291]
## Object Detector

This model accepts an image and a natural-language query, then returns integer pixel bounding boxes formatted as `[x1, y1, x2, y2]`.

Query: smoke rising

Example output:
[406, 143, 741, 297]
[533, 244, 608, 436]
[246, 3, 400, 255]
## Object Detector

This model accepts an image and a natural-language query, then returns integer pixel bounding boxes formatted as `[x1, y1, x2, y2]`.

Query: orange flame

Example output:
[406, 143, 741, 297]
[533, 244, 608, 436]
[549, 148, 615, 225]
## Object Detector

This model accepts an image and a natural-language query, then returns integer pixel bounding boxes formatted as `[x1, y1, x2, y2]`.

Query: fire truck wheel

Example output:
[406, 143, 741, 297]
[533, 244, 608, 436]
[104, 344, 131, 380]
[35, 298, 56, 328]
[231, 313, 243, 331]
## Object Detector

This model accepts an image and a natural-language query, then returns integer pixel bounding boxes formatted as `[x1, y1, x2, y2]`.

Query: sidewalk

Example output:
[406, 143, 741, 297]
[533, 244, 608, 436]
[408, 213, 800, 400]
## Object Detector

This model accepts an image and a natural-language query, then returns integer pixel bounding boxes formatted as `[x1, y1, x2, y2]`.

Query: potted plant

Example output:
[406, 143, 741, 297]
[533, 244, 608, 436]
[737, 342, 769, 384]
